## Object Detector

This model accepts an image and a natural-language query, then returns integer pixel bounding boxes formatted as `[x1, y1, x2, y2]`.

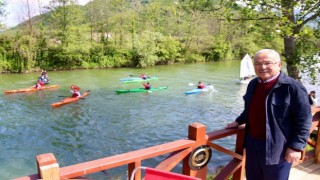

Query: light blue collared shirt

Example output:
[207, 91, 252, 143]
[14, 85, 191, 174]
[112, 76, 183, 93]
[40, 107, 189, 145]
[257, 73, 280, 83]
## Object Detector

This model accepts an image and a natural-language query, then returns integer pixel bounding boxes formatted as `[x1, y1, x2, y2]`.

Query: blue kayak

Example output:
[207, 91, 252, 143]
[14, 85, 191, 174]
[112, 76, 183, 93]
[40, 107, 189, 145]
[185, 88, 209, 95]
[185, 85, 217, 95]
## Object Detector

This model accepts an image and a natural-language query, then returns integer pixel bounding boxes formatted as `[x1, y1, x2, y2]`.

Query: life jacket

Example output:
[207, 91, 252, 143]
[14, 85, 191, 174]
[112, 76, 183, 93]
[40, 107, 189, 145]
[72, 91, 81, 98]
[198, 84, 205, 89]
[35, 83, 41, 89]
[39, 80, 44, 86]
[143, 83, 151, 90]
[140, 74, 147, 79]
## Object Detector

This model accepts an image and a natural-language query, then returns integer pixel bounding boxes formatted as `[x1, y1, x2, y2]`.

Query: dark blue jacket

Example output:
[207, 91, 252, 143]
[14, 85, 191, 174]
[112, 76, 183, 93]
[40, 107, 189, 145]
[236, 71, 312, 165]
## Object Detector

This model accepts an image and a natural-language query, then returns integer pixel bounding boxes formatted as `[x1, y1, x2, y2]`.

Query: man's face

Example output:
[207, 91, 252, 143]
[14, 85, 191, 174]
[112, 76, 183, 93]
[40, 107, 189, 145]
[254, 52, 282, 81]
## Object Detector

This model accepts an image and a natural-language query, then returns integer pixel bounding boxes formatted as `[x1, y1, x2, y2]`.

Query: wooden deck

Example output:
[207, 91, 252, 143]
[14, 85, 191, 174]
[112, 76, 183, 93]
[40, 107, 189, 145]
[290, 158, 320, 180]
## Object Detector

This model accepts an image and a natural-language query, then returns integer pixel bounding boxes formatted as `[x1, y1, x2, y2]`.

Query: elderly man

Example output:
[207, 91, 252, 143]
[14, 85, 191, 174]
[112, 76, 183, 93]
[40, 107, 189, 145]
[226, 49, 312, 180]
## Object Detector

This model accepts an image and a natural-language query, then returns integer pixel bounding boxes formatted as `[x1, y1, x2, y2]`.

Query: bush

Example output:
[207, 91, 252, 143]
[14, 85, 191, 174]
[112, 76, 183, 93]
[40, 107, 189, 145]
[184, 53, 205, 63]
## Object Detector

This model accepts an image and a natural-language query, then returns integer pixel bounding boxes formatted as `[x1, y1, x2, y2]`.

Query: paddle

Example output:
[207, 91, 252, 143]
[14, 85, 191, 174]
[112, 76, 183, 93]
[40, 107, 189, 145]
[130, 72, 147, 77]
[58, 95, 85, 99]
[188, 83, 205, 86]
[188, 83, 217, 91]
[188, 83, 212, 86]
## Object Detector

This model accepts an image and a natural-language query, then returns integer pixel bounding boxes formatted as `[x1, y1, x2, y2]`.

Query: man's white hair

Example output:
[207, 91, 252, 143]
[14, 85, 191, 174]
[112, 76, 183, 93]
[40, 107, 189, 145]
[254, 49, 281, 62]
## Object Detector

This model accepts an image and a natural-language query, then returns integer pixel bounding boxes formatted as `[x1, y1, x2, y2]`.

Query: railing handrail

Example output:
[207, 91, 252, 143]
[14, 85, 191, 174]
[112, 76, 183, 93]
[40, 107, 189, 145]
[207, 126, 244, 141]
[60, 139, 196, 179]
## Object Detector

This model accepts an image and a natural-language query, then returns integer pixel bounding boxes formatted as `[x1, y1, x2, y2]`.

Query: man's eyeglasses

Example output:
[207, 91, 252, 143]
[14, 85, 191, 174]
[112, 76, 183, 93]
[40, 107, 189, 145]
[254, 61, 279, 67]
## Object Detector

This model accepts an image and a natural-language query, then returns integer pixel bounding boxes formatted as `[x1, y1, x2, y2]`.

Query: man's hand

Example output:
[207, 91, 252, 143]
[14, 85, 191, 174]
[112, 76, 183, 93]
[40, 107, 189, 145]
[225, 121, 239, 129]
[285, 148, 301, 163]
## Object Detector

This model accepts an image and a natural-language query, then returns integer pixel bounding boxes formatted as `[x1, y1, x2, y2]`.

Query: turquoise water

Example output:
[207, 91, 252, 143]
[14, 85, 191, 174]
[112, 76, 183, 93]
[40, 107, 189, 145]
[0, 62, 317, 179]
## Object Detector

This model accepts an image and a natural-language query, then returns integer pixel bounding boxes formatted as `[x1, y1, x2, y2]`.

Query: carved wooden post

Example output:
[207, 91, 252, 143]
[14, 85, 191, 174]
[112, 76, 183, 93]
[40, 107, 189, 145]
[36, 153, 60, 180]
[183, 122, 207, 180]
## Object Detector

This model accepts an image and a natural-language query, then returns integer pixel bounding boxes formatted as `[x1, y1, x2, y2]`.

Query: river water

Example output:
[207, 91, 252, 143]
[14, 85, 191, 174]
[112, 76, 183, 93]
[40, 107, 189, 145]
[0, 62, 318, 179]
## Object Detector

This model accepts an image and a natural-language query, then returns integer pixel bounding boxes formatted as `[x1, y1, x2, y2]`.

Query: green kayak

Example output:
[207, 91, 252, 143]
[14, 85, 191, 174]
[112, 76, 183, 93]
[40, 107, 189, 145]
[116, 86, 168, 94]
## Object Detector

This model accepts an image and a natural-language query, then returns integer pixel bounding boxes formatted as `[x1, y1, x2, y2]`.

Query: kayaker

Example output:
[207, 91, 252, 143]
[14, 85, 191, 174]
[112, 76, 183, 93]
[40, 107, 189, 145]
[197, 81, 205, 89]
[140, 73, 148, 80]
[70, 85, 81, 98]
[39, 70, 50, 84]
[143, 82, 151, 90]
[34, 79, 44, 89]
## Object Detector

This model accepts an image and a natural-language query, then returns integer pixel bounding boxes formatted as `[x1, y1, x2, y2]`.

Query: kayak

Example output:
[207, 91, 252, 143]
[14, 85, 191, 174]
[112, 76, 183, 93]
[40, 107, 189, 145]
[185, 88, 209, 95]
[51, 91, 90, 108]
[185, 85, 217, 95]
[120, 76, 158, 83]
[4, 85, 59, 94]
[116, 86, 168, 94]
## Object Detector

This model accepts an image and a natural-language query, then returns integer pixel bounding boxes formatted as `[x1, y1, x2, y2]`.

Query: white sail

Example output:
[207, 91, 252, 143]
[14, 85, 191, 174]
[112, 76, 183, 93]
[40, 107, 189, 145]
[240, 54, 255, 78]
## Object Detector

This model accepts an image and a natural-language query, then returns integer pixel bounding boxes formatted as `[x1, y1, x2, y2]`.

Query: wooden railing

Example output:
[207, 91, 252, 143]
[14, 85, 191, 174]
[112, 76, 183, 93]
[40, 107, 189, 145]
[15, 107, 320, 180]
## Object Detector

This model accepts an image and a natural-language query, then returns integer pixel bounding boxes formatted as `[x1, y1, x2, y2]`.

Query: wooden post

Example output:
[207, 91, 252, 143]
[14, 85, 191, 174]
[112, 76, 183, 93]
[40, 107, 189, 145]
[312, 108, 320, 164]
[128, 161, 141, 180]
[183, 122, 207, 180]
[36, 153, 60, 180]
[232, 128, 245, 180]
[315, 125, 320, 164]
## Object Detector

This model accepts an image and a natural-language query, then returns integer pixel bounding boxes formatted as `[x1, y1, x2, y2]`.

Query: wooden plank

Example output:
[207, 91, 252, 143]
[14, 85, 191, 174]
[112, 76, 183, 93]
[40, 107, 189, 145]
[306, 168, 320, 180]
[207, 141, 243, 160]
[290, 158, 320, 180]
[207, 128, 244, 141]
[59, 139, 196, 179]
[214, 159, 243, 180]
[155, 148, 192, 171]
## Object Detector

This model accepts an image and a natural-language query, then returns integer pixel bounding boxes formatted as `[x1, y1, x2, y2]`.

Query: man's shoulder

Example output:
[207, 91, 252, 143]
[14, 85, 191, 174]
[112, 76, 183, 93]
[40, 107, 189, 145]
[278, 73, 308, 93]
[278, 72, 300, 85]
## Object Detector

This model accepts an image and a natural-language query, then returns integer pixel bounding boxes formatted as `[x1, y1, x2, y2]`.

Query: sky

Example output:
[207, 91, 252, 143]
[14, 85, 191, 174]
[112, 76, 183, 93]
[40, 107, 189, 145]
[1, 0, 92, 27]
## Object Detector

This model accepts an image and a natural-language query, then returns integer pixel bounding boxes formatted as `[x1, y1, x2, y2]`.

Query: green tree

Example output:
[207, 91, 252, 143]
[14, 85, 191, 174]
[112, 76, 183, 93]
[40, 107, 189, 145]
[46, 0, 83, 47]
[237, 0, 320, 80]
[85, 0, 112, 47]
[108, 0, 131, 47]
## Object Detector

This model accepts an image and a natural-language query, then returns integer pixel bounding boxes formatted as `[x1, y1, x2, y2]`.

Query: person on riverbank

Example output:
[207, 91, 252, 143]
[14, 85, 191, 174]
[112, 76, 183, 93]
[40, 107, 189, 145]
[309, 91, 318, 106]
[225, 49, 312, 180]
[70, 85, 81, 98]
[143, 82, 151, 90]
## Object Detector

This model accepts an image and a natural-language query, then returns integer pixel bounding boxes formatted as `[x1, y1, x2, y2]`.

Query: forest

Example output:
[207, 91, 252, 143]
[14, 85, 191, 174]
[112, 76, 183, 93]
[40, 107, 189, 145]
[0, 0, 319, 82]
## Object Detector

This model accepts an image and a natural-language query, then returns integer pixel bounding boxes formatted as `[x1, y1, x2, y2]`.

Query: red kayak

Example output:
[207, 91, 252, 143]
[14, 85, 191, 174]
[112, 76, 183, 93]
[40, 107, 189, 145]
[4, 85, 59, 94]
[51, 91, 90, 108]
